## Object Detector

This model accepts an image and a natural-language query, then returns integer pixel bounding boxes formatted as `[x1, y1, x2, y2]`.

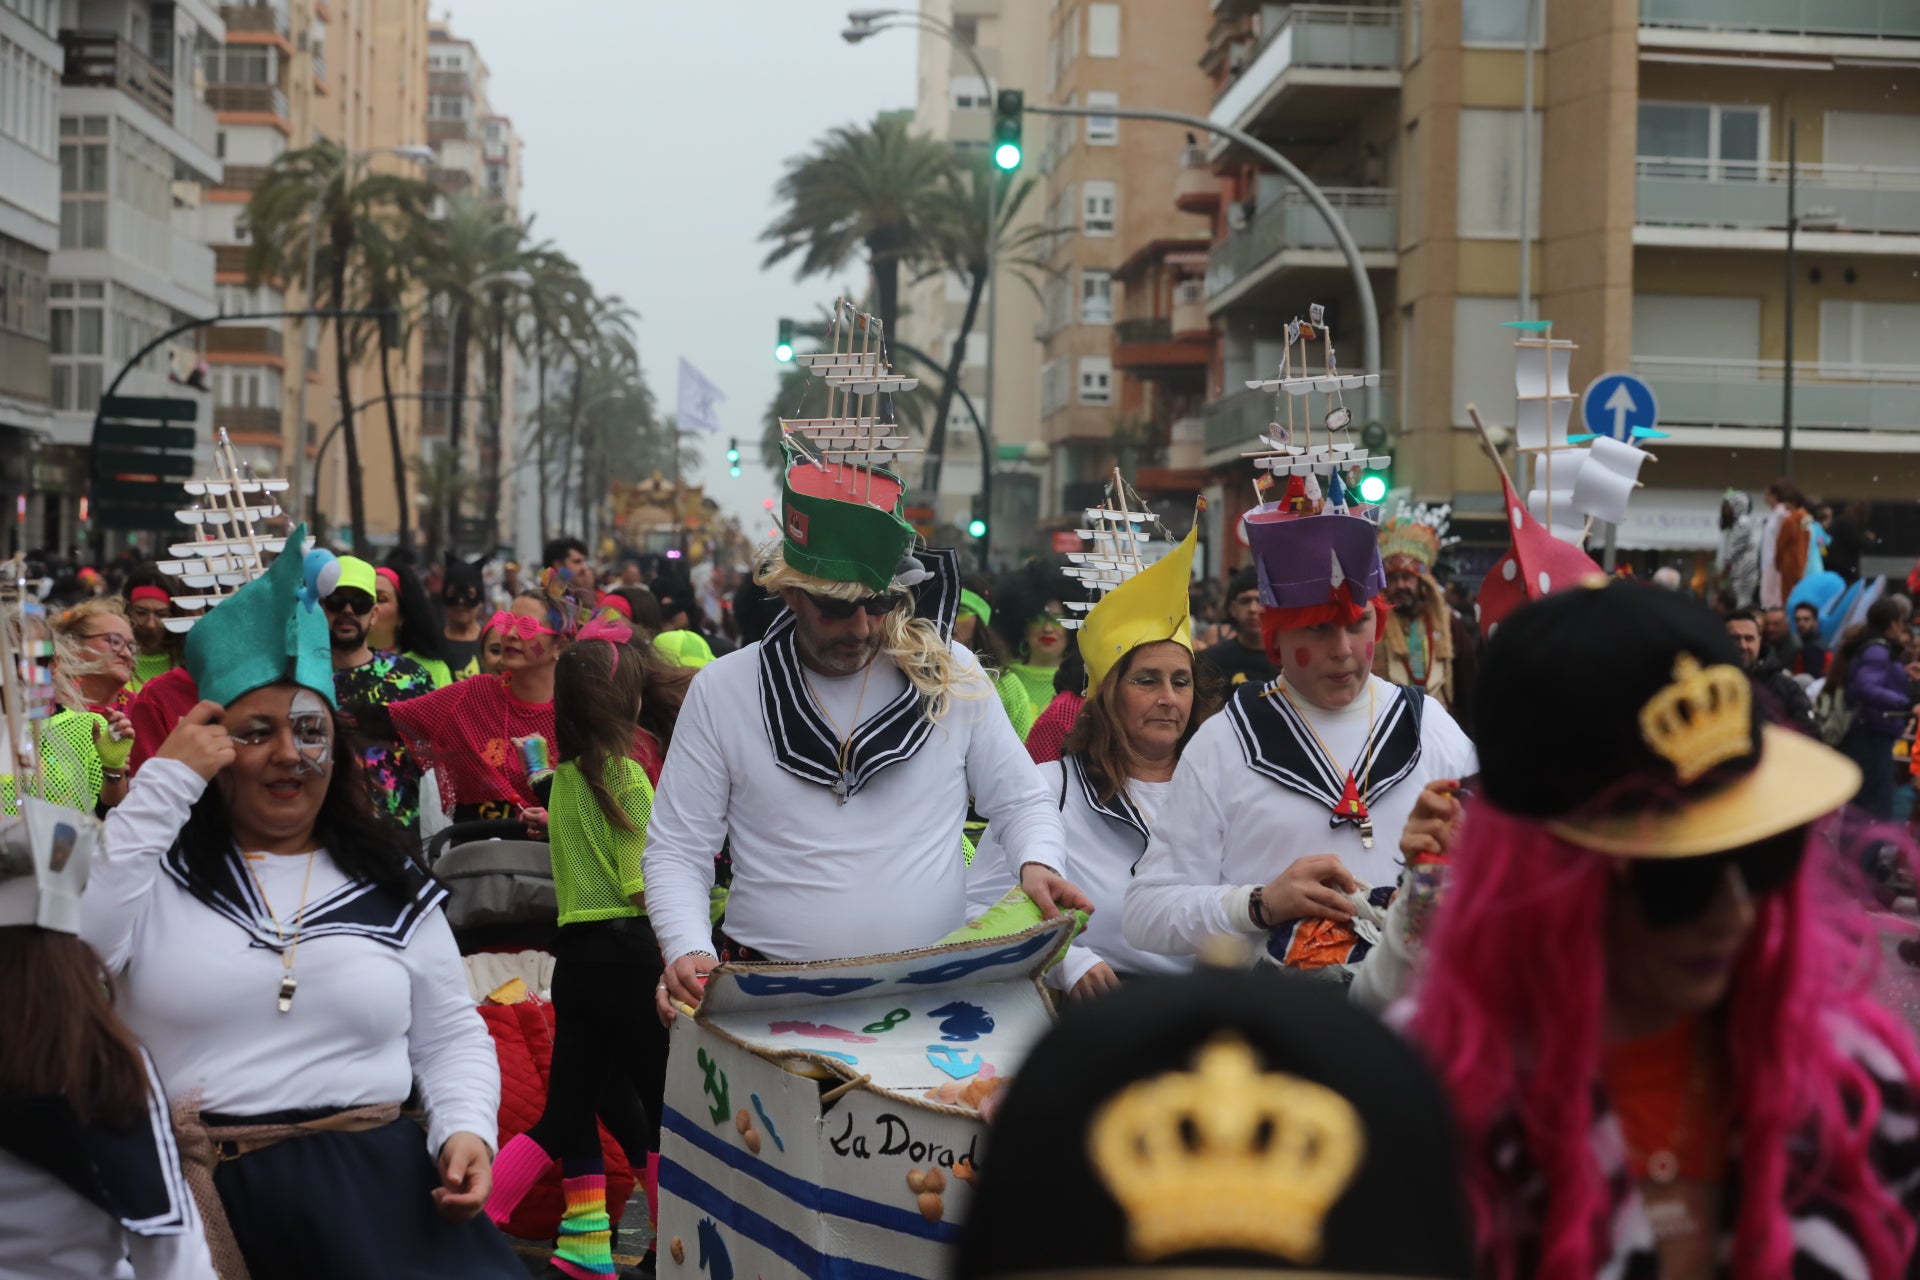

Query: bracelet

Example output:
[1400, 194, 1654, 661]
[101, 768, 126, 783]
[1248, 886, 1271, 930]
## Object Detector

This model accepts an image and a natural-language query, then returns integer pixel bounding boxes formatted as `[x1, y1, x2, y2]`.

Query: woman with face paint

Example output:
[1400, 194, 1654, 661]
[1406, 581, 1920, 1280]
[78, 531, 522, 1279]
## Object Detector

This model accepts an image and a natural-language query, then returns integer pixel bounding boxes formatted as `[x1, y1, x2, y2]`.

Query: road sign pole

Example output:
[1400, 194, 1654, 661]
[1602, 522, 1618, 573]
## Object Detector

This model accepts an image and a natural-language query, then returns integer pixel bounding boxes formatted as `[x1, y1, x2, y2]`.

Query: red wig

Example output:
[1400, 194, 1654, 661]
[1408, 805, 1920, 1280]
[1259, 594, 1389, 664]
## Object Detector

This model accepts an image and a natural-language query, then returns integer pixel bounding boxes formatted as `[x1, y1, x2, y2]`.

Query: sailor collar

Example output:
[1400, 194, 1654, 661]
[1062, 752, 1150, 852]
[1225, 677, 1426, 845]
[757, 547, 961, 802]
[0, 1050, 192, 1237]
[161, 843, 447, 952]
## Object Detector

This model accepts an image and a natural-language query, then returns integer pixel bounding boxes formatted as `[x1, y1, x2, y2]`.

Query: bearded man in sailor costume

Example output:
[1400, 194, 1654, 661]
[1124, 479, 1476, 973]
[644, 443, 1088, 1021]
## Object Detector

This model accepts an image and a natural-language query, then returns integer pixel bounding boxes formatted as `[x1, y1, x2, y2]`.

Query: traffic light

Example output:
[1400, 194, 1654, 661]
[992, 89, 1023, 172]
[726, 437, 742, 478]
[1356, 462, 1391, 504]
[775, 318, 794, 363]
[967, 493, 989, 540]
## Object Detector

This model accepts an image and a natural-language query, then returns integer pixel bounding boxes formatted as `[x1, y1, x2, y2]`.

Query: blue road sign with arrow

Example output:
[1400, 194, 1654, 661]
[1575, 372, 1667, 444]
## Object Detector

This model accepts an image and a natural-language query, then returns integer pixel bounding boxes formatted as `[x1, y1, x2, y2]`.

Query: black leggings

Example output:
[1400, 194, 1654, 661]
[525, 934, 670, 1163]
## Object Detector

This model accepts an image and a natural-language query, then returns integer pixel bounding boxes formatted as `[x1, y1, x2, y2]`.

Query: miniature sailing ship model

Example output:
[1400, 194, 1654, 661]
[1060, 469, 1163, 629]
[1241, 303, 1391, 489]
[0, 557, 102, 929]
[154, 429, 305, 633]
[776, 298, 927, 594]
[1503, 320, 1657, 545]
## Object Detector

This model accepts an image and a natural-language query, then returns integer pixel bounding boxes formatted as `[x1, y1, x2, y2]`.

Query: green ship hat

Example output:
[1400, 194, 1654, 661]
[185, 525, 337, 708]
[779, 445, 919, 595]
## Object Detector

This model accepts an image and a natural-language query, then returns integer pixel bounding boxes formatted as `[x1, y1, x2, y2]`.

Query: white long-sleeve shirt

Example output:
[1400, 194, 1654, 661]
[0, 1153, 215, 1280]
[969, 756, 1189, 989]
[81, 759, 500, 1158]
[1123, 677, 1476, 958]
[643, 641, 1068, 963]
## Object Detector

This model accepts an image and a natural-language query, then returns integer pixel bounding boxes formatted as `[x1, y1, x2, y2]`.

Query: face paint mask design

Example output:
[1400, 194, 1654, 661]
[288, 688, 333, 777]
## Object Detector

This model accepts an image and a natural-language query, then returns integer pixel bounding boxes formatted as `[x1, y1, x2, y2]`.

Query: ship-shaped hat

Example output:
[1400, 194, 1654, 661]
[1061, 476, 1201, 694]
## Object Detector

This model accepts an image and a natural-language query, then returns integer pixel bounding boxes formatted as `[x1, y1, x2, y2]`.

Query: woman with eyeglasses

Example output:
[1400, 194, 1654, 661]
[49, 599, 138, 809]
[1405, 582, 1920, 1280]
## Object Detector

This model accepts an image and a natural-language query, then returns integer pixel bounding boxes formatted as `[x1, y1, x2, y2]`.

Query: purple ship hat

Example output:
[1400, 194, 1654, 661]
[1244, 506, 1387, 625]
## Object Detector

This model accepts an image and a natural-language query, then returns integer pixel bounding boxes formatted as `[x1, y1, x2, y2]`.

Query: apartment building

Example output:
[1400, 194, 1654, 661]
[1036, 0, 1215, 538]
[899, 0, 1048, 555]
[0, 0, 60, 547]
[35, 0, 224, 551]
[1190, 0, 1920, 573]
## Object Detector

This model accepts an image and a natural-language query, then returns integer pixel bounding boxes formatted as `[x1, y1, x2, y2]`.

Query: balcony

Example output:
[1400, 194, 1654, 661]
[218, 163, 271, 192]
[206, 326, 285, 360]
[1209, 6, 1399, 144]
[1635, 158, 1920, 251]
[220, 4, 291, 38]
[205, 83, 289, 120]
[214, 406, 283, 444]
[1203, 386, 1275, 460]
[1174, 146, 1220, 215]
[430, 165, 474, 194]
[1206, 187, 1398, 310]
[428, 70, 470, 96]
[428, 117, 473, 144]
[59, 31, 174, 127]
[1114, 316, 1210, 379]
[1640, 0, 1920, 41]
[1634, 356, 1920, 446]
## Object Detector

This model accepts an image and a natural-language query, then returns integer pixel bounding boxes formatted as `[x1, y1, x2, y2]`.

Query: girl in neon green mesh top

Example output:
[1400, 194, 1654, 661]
[482, 630, 670, 1275]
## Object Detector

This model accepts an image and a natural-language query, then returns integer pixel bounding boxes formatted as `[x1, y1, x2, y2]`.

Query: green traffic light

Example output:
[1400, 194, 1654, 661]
[992, 142, 1021, 171]
[1357, 473, 1389, 504]
[775, 341, 794, 363]
[967, 518, 988, 538]
[729, 465, 742, 478]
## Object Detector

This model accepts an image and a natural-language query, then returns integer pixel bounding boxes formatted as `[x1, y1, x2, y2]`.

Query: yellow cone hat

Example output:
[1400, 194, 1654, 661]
[1080, 519, 1201, 694]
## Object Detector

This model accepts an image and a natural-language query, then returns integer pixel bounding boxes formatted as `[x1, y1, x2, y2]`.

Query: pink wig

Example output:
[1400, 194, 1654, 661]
[1407, 804, 1920, 1280]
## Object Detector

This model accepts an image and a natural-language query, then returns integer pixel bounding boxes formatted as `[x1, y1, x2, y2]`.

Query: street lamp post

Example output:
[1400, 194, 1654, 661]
[844, 9, 998, 509]
[1779, 120, 1842, 482]
[286, 143, 435, 528]
[310, 389, 491, 538]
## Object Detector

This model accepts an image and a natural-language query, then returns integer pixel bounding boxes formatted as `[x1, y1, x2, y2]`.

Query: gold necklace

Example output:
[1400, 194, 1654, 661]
[801, 660, 876, 806]
[1274, 679, 1379, 848]
[243, 850, 317, 1013]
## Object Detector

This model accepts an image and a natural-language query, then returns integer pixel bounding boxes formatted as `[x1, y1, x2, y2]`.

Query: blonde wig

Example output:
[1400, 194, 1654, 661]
[755, 541, 983, 726]
[51, 597, 129, 708]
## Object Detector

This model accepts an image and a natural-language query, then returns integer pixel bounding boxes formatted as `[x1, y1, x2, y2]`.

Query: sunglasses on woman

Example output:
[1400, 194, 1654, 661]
[323, 592, 374, 616]
[1627, 831, 1804, 929]
[805, 591, 901, 621]
[488, 610, 562, 640]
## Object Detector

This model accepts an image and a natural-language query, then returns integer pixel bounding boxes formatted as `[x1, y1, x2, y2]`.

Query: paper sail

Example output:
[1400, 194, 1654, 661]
[1514, 338, 1573, 400]
[1477, 473, 1606, 640]
[1515, 396, 1575, 453]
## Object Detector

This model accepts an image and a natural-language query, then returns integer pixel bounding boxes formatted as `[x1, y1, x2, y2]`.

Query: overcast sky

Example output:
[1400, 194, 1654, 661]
[439, 0, 917, 538]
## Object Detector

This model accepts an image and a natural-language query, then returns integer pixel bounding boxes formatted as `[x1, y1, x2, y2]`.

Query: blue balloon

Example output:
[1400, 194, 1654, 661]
[1787, 570, 1844, 618]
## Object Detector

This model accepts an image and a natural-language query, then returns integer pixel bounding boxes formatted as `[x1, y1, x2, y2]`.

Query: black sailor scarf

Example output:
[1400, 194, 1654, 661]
[1224, 678, 1427, 837]
[1061, 753, 1149, 852]
[758, 547, 962, 801]
[160, 843, 447, 953]
[0, 1049, 193, 1237]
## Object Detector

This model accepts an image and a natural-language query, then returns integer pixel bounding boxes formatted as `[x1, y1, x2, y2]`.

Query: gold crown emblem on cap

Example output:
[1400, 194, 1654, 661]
[1087, 1035, 1364, 1264]
[1638, 652, 1752, 784]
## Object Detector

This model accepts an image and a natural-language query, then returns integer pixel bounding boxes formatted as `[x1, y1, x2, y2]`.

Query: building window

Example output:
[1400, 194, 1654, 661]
[1082, 180, 1116, 236]
[1456, 108, 1540, 239]
[1451, 296, 1523, 427]
[200, 47, 275, 84]
[1462, 0, 1531, 44]
[48, 283, 105, 413]
[1085, 91, 1118, 145]
[1637, 102, 1764, 180]
[1079, 269, 1112, 324]
[0, 236, 49, 341]
[1087, 3, 1120, 57]
[952, 75, 990, 111]
[429, 94, 470, 120]
[1820, 300, 1920, 369]
[1078, 355, 1113, 405]
[58, 120, 109, 251]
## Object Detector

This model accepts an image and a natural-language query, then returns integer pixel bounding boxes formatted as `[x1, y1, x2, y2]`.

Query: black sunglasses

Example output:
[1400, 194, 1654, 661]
[323, 592, 374, 616]
[805, 591, 901, 621]
[1628, 831, 1804, 929]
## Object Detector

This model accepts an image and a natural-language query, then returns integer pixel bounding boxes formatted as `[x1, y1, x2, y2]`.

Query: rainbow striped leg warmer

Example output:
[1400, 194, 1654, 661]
[549, 1157, 615, 1278]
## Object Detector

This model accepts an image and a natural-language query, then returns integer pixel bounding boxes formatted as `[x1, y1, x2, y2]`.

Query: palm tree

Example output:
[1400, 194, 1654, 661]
[761, 114, 956, 342]
[242, 142, 434, 549]
[356, 222, 419, 551]
[557, 293, 638, 534]
[520, 246, 588, 542]
[915, 164, 1055, 493]
[409, 196, 527, 547]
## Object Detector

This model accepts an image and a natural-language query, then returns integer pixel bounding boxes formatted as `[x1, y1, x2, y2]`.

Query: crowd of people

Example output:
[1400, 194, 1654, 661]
[3, 461, 1920, 1280]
